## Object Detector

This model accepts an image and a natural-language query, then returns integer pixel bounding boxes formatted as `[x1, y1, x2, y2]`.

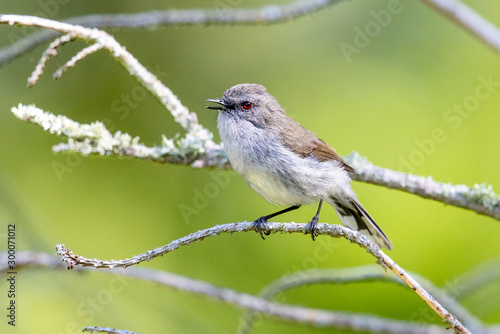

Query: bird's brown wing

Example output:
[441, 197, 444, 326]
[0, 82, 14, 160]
[279, 122, 355, 173]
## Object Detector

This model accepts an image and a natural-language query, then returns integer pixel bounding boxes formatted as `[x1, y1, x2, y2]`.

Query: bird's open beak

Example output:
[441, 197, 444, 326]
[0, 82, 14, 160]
[205, 99, 227, 110]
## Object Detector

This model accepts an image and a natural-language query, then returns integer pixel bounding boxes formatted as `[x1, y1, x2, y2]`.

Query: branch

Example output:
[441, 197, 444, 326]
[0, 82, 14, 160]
[2, 14, 228, 169]
[0, 0, 345, 66]
[419, 0, 500, 57]
[0, 14, 213, 142]
[11, 104, 228, 169]
[55, 222, 380, 269]
[345, 152, 500, 221]
[1, 251, 459, 334]
[55, 221, 470, 333]
[379, 251, 471, 334]
[240, 266, 483, 334]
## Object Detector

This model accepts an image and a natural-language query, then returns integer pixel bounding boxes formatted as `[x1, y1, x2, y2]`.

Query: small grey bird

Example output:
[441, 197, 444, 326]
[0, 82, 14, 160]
[207, 84, 392, 250]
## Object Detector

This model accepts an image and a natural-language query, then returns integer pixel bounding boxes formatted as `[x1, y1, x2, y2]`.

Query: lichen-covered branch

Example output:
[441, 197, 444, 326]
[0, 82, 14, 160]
[345, 152, 500, 221]
[55, 222, 380, 270]
[379, 251, 471, 334]
[0, 251, 463, 334]
[0, 14, 215, 151]
[11, 104, 228, 169]
[55, 221, 470, 333]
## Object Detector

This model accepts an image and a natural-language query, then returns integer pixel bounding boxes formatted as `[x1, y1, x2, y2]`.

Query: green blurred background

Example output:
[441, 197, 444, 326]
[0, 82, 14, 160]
[1, 0, 500, 333]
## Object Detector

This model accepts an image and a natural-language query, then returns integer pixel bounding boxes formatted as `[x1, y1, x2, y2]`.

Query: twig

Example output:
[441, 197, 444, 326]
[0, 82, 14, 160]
[55, 221, 470, 333]
[55, 222, 380, 269]
[53, 43, 103, 79]
[0, 251, 458, 334]
[240, 266, 483, 334]
[0, 14, 213, 144]
[379, 251, 471, 334]
[27, 33, 75, 87]
[0, 0, 344, 66]
[82, 327, 140, 334]
[447, 255, 500, 300]
[419, 0, 500, 56]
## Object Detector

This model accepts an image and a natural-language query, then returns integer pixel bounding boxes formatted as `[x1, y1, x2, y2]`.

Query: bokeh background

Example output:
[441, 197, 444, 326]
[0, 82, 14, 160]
[1, 0, 500, 333]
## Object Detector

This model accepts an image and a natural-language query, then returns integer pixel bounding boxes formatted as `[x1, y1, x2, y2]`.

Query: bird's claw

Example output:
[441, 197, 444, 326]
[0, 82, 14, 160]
[254, 217, 271, 240]
[305, 216, 319, 241]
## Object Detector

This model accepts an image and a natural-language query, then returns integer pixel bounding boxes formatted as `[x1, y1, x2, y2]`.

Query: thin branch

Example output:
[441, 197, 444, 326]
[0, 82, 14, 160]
[82, 327, 140, 334]
[0, 14, 214, 147]
[55, 222, 380, 270]
[27, 33, 75, 87]
[345, 152, 500, 221]
[1, 251, 457, 334]
[0, 0, 344, 66]
[419, 0, 500, 56]
[379, 251, 472, 334]
[240, 266, 483, 334]
[53, 42, 103, 79]
[10, 104, 228, 169]
[55, 221, 470, 333]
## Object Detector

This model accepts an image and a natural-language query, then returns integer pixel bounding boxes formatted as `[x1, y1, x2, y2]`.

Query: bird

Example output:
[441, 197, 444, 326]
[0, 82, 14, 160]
[206, 83, 392, 250]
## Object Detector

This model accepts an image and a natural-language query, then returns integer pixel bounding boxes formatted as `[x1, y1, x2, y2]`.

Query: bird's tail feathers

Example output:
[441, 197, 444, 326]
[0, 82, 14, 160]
[330, 196, 393, 250]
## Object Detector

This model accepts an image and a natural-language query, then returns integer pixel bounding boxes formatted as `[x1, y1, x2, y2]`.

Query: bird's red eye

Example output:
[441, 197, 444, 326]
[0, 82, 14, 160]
[242, 101, 252, 110]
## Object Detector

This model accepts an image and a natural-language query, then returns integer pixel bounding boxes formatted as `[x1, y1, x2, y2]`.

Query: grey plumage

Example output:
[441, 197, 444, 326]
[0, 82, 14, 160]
[207, 83, 392, 250]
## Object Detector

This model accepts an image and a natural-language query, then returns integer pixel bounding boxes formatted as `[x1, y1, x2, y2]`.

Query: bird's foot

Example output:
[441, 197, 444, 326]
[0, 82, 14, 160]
[305, 215, 319, 241]
[253, 216, 271, 240]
